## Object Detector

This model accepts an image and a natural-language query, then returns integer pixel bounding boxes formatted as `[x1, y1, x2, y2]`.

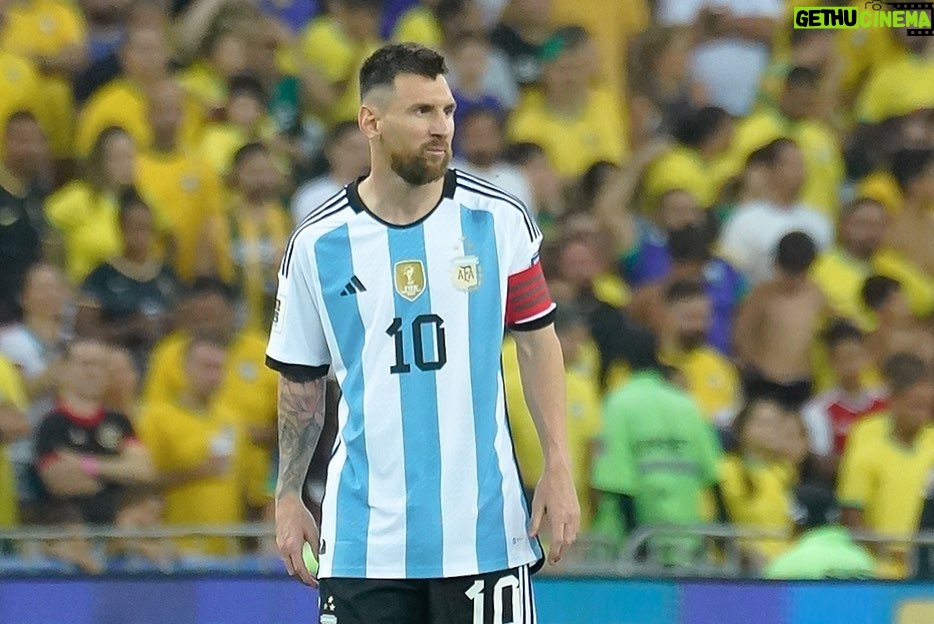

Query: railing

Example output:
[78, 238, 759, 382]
[1, 523, 933, 578]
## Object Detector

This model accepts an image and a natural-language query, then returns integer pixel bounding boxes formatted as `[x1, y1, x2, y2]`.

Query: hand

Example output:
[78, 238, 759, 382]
[276, 492, 320, 587]
[528, 460, 581, 565]
[54, 451, 105, 496]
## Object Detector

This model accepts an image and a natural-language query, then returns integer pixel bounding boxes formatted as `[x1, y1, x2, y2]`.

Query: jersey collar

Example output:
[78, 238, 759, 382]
[346, 169, 457, 229]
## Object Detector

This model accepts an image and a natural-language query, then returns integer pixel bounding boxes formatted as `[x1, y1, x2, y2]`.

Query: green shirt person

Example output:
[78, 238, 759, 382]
[765, 484, 876, 580]
[591, 329, 723, 566]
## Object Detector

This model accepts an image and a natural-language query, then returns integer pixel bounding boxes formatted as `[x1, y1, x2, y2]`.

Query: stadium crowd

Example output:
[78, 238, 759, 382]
[0, 0, 932, 580]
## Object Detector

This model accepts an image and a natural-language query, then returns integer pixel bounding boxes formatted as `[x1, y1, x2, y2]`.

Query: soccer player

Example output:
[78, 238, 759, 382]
[266, 43, 579, 623]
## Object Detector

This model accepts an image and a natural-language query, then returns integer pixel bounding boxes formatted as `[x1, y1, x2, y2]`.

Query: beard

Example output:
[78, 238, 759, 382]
[677, 330, 708, 352]
[389, 142, 451, 186]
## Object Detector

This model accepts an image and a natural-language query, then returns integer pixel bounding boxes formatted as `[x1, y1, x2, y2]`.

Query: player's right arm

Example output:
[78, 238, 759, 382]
[266, 231, 332, 587]
[275, 372, 327, 587]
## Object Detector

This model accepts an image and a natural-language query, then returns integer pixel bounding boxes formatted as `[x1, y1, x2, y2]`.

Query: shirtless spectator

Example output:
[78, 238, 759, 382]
[885, 149, 934, 277]
[735, 231, 828, 409]
[861, 275, 934, 367]
[801, 320, 887, 470]
[35, 338, 155, 526]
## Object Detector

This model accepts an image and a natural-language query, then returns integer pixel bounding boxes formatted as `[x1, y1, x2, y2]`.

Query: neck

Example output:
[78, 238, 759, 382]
[358, 166, 446, 225]
[839, 378, 863, 396]
[25, 314, 60, 344]
[60, 392, 102, 417]
[151, 135, 176, 153]
[121, 250, 150, 265]
[545, 88, 585, 116]
[892, 418, 920, 446]
[180, 389, 210, 412]
[842, 244, 871, 262]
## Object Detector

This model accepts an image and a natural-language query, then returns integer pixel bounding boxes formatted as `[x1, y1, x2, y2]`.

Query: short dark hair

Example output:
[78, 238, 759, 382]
[839, 196, 885, 222]
[189, 276, 236, 302]
[673, 106, 732, 149]
[5, 109, 39, 132]
[784, 65, 820, 90]
[891, 148, 934, 192]
[502, 142, 545, 166]
[747, 137, 797, 170]
[117, 185, 151, 225]
[625, 326, 660, 372]
[883, 352, 930, 395]
[228, 73, 267, 104]
[359, 43, 447, 101]
[860, 274, 901, 310]
[821, 318, 864, 351]
[776, 231, 817, 274]
[231, 141, 269, 171]
[665, 278, 707, 305]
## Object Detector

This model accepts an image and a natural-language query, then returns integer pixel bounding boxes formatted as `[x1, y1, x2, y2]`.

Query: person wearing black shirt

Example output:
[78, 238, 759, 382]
[34, 338, 155, 525]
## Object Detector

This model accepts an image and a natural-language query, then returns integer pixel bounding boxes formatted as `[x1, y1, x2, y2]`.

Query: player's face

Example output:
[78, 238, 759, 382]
[378, 74, 455, 186]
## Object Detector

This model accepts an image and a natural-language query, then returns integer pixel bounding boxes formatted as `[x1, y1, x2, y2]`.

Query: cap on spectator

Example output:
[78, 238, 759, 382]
[539, 25, 589, 63]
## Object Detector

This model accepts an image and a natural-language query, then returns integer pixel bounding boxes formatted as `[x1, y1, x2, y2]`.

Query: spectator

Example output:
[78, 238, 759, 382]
[143, 278, 278, 518]
[777, 407, 834, 493]
[391, 0, 444, 48]
[0, 263, 71, 520]
[74, 16, 203, 157]
[507, 25, 626, 180]
[204, 143, 289, 333]
[656, 0, 783, 117]
[110, 486, 174, 572]
[0, 353, 31, 528]
[855, 31, 934, 126]
[802, 321, 887, 464]
[838, 353, 934, 579]
[764, 484, 875, 580]
[446, 33, 518, 128]
[136, 78, 224, 282]
[810, 197, 934, 332]
[490, 0, 552, 88]
[731, 66, 845, 219]
[591, 328, 723, 567]
[80, 0, 134, 65]
[297, 0, 383, 127]
[735, 231, 828, 410]
[45, 126, 138, 284]
[659, 278, 742, 430]
[0, 112, 54, 324]
[642, 106, 735, 211]
[199, 73, 277, 178]
[137, 335, 246, 555]
[0, 0, 88, 159]
[74, 188, 180, 374]
[452, 107, 532, 208]
[720, 398, 795, 566]
[628, 223, 745, 356]
[103, 345, 140, 420]
[502, 141, 566, 232]
[719, 138, 833, 285]
[885, 149, 934, 277]
[0, 38, 44, 151]
[178, 22, 250, 116]
[291, 121, 370, 223]
[861, 275, 934, 367]
[34, 338, 155, 526]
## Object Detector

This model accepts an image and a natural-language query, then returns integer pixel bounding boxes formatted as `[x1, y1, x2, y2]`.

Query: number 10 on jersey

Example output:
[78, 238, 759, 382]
[386, 314, 447, 374]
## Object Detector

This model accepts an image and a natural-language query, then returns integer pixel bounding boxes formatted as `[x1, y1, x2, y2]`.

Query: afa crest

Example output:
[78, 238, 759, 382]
[452, 255, 480, 291]
[394, 260, 426, 302]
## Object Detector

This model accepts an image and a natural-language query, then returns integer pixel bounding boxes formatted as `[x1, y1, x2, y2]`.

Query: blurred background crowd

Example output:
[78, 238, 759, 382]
[0, 0, 932, 580]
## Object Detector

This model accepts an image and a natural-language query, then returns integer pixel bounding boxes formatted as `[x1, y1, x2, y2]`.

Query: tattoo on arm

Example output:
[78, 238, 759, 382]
[275, 375, 327, 499]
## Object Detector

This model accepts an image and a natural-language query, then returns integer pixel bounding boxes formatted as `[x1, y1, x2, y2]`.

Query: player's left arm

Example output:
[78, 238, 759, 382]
[513, 325, 581, 564]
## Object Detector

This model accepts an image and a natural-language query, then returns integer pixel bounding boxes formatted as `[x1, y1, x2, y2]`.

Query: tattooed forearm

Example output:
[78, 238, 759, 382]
[275, 375, 327, 499]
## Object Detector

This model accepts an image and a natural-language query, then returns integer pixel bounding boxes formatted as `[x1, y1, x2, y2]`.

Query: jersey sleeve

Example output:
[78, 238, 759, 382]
[265, 234, 331, 379]
[504, 200, 555, 330]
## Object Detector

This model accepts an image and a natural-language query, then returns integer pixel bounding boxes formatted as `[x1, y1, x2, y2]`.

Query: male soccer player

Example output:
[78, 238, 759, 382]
[266, 43, 580, 623]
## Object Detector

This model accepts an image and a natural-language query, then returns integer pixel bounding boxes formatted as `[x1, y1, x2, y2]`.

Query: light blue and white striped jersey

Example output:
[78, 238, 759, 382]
[267, 169, 551, 579]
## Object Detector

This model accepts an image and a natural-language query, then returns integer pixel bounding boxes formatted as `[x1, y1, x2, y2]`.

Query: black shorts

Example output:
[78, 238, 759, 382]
[317, 564, 536, 624]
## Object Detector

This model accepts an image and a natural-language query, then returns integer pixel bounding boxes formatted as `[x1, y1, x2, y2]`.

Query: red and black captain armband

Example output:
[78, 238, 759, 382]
[505, 261, 556, 330]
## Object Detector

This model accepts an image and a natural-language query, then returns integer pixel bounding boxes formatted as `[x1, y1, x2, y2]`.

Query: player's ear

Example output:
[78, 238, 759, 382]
[359, 104, 380, 140]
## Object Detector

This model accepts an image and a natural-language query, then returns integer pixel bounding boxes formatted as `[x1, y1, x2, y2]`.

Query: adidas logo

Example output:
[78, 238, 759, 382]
[339, 275, 367, 297]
